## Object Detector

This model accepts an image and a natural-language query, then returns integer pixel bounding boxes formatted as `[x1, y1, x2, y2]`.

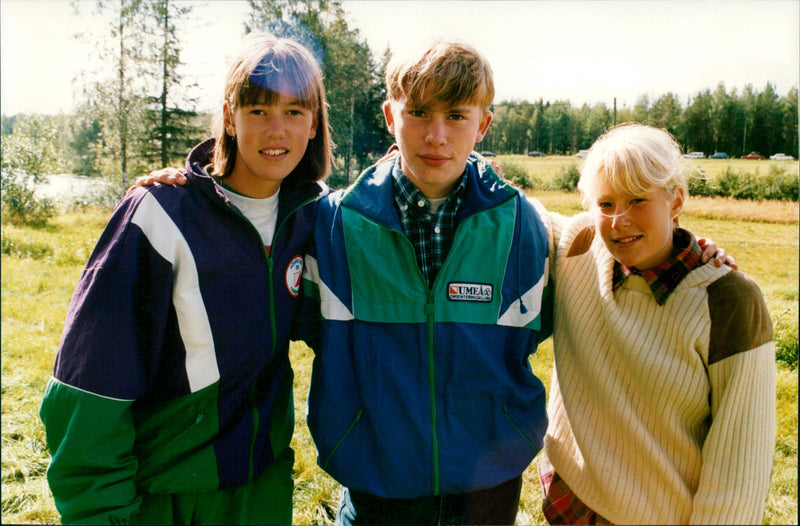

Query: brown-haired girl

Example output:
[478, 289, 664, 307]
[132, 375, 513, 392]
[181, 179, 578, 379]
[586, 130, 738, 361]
[40, 32, 332, 524]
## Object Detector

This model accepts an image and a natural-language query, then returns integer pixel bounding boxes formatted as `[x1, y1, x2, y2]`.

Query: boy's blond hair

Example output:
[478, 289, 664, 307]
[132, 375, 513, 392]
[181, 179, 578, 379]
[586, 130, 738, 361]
[578, 123, 688, 207]
[385, 39, 494, 110]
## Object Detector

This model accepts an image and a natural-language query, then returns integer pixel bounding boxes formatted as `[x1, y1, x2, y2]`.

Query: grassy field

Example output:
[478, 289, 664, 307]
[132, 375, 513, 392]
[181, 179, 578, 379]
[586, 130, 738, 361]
[2, 160, 797, 524]
[495, 154, 800, 184]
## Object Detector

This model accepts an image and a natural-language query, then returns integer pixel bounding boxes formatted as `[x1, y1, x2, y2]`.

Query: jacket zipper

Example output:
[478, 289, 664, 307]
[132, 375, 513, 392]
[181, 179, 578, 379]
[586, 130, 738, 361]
[425, 292, 440, 495]
[391, 211, 491, 497]
[423, 206, 504, 495]
[225, 193, 318, 480]
[389, 226, 442, 496]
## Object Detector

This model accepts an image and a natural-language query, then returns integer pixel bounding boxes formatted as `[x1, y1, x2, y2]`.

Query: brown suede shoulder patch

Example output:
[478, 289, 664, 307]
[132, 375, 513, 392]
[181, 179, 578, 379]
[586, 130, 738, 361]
[567, 226, 595, 258]
[707, 270, 773, 365]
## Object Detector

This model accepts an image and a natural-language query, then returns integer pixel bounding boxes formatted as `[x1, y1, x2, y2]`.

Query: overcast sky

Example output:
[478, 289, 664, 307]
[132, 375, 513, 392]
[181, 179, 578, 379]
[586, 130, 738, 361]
[1, 0, 798, 116]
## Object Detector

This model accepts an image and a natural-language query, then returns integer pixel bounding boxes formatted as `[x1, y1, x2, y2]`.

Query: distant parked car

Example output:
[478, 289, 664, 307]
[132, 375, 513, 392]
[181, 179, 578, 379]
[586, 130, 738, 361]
[742, 151, 764, 160]
[480, 151, 497, 157]
[575, 150, 589, 158]
[682, 152, 705, 159]
[770, 153, 795, 161]
[709, 152, 729, 159]
[527, 151, 545, 157]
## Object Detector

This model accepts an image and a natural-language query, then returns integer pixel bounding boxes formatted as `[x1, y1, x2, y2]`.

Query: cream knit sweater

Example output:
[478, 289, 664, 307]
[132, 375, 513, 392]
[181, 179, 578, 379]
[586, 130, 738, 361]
[545, 212, 776, 525]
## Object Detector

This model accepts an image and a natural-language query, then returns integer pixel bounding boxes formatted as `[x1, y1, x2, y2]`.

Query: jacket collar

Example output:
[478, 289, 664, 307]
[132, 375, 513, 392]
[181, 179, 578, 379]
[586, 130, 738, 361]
[185, 138, 328, 216]
[342, 150, 517, 228]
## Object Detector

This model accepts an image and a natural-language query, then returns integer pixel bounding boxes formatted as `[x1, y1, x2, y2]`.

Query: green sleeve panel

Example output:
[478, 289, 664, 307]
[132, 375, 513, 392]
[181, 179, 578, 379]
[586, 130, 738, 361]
[40, 378, 141, 525]
[537, 279, 554, 340]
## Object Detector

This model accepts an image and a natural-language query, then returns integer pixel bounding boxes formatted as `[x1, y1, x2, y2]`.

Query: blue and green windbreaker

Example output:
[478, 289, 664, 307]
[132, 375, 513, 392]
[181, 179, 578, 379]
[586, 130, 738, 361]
[39, 138, 325, 524]
[302, 153, 553, 499]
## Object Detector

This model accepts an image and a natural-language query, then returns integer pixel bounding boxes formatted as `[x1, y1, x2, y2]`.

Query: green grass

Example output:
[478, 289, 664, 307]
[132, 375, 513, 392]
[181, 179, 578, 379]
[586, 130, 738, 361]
[496, 154, 800, 180]
[2, 201, 797, 524]
[1, 209, 112, 524]
[497, 154, 800, 201]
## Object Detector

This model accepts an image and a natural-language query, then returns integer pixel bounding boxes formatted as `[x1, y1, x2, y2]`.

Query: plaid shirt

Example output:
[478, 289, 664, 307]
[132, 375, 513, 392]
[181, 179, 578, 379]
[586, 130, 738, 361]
[538, 457, 613, 525]
[612, 228, 703, 305]
[392, 163, 466, 288]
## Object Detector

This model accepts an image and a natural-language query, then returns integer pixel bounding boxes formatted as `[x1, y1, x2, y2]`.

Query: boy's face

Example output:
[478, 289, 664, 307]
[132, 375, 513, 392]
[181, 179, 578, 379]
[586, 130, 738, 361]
[224, 94, 317, 198]
[383, 97, 492, 199]
[591, 179, 684, 271]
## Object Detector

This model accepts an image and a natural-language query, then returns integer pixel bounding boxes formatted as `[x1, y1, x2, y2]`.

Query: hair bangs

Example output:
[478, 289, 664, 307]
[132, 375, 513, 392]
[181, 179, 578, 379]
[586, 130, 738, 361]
[606, 151, 657, 197]
[237, 53, 319, 110]
[579, 123, 687, 207]
[405, 61, 491, 108]
[387, 40, 494, 109]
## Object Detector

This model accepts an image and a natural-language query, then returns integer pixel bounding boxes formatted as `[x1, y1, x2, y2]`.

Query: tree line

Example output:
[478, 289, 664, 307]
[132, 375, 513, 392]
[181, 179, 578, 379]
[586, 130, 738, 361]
[484, 83, 798, 160]
[2, 0, 798, 194]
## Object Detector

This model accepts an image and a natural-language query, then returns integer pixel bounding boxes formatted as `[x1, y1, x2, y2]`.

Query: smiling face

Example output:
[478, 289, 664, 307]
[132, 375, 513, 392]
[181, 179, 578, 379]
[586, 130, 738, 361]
[223, 94, 318, 198]
[592, 179, 684, 271]
[383, 97, 492, 199]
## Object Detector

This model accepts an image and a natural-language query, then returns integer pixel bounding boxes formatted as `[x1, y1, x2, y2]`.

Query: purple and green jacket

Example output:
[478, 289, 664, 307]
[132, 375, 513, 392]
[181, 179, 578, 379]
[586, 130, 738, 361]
[39, 139, 325, 524]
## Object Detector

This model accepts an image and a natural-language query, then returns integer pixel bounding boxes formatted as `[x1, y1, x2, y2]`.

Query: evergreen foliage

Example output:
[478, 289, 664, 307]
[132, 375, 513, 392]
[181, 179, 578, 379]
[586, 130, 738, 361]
[485, 84, 798, 161]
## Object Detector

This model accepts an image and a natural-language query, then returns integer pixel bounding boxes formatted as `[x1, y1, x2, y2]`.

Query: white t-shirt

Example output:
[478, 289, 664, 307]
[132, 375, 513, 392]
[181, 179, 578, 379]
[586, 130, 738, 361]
[428, 197, 447, 214]
[220, 186, 279, 254]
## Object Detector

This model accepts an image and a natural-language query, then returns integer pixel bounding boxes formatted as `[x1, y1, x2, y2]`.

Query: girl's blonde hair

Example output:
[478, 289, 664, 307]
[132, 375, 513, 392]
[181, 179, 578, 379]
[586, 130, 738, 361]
[385, 39, 494, 110]
[211, 32, 333, 184]
[578, 123, 688, 207]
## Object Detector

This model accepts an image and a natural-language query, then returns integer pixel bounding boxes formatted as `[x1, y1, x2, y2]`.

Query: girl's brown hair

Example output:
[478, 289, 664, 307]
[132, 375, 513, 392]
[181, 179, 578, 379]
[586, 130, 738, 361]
[211, 32, 333, 185]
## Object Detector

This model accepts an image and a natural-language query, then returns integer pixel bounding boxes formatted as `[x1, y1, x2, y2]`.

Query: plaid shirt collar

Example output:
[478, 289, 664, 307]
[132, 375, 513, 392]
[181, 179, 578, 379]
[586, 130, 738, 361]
[612, 228, 703, 306]
[391, 161, 467, 287]
[391, 163, 467, 217]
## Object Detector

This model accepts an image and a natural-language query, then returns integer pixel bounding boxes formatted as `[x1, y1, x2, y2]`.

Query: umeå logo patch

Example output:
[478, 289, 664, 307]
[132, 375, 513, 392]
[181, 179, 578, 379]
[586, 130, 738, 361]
[448, 282, 493, 302]
[285, 255, 304, 297]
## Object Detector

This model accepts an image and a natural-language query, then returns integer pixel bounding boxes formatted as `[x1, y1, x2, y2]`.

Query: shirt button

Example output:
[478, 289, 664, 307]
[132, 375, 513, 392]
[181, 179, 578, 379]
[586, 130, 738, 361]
[434, 226, 441, 234]
[417, 199, 426, 208]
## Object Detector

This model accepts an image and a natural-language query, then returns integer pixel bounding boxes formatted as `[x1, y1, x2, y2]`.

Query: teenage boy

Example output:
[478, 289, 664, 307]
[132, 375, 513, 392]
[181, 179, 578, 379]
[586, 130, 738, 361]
[301, 39, 554, 525]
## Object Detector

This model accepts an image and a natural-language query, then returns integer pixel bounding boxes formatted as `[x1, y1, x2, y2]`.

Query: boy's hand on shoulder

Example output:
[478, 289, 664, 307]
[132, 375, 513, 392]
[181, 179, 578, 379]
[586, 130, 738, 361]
[489, 159, 503, 178]
[126, 167, 187, 194]
[697, 237, 738, 270]
[377, 144, 400, 163]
